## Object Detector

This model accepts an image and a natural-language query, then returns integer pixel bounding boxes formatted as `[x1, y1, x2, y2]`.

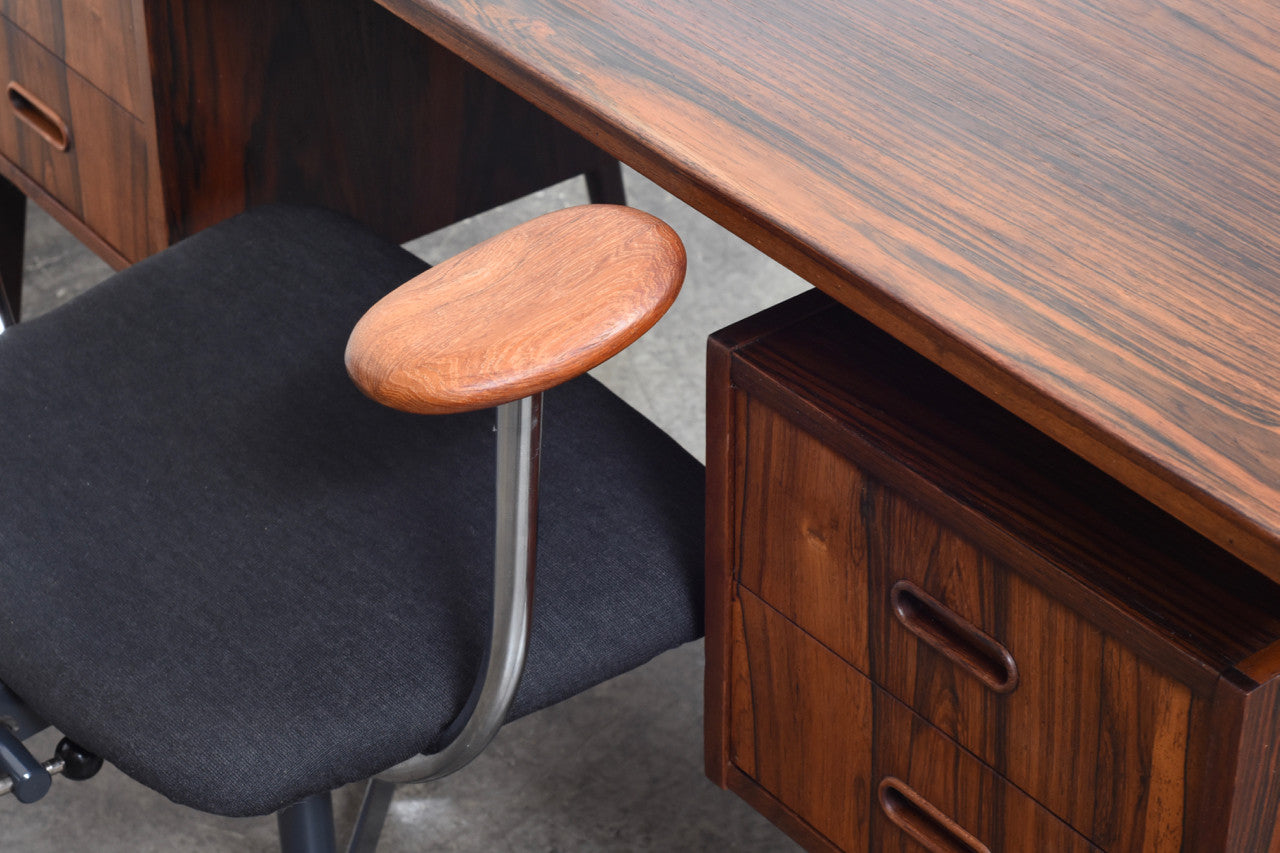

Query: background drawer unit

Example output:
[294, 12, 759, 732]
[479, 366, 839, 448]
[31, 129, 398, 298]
[0, 0, 147, 115]
[0, 0, 621, 282]
[706, 291, 1280, 852]
[0, 18, 152, 259]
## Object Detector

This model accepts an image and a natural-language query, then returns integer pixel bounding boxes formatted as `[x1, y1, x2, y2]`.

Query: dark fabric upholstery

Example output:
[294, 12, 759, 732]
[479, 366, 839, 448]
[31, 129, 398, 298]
[0, 207, 704, 817]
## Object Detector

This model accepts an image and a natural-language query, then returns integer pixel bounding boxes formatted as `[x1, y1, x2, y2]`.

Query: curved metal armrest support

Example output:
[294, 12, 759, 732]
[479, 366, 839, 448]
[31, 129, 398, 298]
[343, 204, 685, 787]
[375, 394, 540, 785]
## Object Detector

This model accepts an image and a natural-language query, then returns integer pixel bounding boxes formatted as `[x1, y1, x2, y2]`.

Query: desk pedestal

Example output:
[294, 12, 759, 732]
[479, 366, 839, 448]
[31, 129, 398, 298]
[707, 291, 1280, 852]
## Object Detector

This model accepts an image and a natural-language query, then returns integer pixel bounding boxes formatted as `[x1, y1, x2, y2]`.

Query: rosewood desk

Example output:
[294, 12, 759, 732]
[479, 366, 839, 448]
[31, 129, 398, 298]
[374, 0, 1280, 850]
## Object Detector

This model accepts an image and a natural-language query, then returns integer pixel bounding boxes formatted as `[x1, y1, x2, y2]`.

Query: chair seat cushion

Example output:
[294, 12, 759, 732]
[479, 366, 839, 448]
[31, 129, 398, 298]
[0, 206, 704, 817]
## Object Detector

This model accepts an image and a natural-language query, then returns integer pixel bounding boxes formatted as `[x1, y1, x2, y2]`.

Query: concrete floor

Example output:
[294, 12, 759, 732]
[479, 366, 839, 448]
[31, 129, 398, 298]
[1, 168, 808, 851]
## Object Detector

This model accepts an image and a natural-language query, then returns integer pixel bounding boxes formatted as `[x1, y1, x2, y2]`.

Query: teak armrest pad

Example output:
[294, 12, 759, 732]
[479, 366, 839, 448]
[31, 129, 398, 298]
[346, 205, 686, 414]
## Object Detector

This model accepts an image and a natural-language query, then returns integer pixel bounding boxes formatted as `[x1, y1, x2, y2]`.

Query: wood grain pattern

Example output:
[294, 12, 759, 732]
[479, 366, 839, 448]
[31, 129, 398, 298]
[63, 67, 152, 259]
[2, 0, 624, 276]
[347, 205, 684, 414]
[709, 293, 1280, 850]
[733, 293, 1280, 687]
[7, 82, 69, 150]
[1190, 670, 1280, 851]
[887, 581, 1018, 695]
[705, 291, 831, 792]
[736, 393, 871, 672]
[0, 25, 75, 203]
[703, 329, 737, 789]
[0, 0, 149, 115]
[144, 0, 621, 249]
[0, 155, 128, 268]
[0, 18, 153, 260]
[0, 0, 163, 261]
[870, 479, 1193, 851]
[379, 0, 1280, 575]
[871, 685, 1100, 852]
[721, 764, 844, 853]
[737, 393, 1194, 849]
[734, 590, 1098, 852]
[733, 591, 874, 851]
[878, 778, 992, 853]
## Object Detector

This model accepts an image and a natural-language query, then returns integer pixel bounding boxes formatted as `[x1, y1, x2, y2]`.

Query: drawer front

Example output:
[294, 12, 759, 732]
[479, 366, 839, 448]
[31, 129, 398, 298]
[736, 390, 872, 673]
[732, 590, 1098, 852]
[0, 20, 153, 260]
[870, 682, 1100, 853]
[736, 397, 1194, 851]
[729, 588, 875, 849]
[0, 0, 145, 115]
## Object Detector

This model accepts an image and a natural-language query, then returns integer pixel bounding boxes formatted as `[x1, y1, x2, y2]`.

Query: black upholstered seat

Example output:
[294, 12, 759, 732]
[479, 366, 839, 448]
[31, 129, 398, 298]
[0, 206, 703, 817]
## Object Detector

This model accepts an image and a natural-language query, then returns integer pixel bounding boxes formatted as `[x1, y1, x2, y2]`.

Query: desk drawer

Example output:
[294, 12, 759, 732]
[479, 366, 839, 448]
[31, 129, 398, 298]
[731, 590, 1099, 852]
[0, 0, 145, 115]
[0, 19, 152, 259]
[736, 396, 1191, 850]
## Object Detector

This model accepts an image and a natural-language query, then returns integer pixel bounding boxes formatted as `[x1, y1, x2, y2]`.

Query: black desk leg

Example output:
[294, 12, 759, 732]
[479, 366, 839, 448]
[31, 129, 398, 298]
[585, 161, 627, 206]
[0, 176, 26, 322]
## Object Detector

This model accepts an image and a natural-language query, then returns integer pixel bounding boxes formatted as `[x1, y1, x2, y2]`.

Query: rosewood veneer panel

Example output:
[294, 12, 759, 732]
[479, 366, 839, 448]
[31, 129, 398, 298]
[143, 0, 617, 248]
[709, 293, 1280, 851]
[0, 20, 153, 260]
[0, 0, 149, 115]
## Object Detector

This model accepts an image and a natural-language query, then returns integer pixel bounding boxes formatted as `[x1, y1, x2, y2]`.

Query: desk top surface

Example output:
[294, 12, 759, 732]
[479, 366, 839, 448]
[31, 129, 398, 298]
[381, 0, 1280, 575]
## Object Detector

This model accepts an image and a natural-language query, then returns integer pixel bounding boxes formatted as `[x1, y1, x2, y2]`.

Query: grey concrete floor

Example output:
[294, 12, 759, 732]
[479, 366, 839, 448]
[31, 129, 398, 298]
[1, 168, 808, 851]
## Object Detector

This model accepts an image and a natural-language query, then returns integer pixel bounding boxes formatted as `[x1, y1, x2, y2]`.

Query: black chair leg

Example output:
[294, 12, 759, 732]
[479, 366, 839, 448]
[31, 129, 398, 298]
[278, 791, 337, 853]
[584, 160, 626, 206]
[0, 174, 25, 324]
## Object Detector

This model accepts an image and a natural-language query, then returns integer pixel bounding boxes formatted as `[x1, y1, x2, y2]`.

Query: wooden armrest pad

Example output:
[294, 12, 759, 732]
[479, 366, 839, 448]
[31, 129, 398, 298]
[346, 205, 685, 414]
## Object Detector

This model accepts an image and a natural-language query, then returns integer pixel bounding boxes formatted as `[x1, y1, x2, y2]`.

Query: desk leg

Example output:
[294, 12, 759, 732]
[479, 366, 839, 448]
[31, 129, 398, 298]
[0, 176, 24, 322]
[585, 161, 627, 206]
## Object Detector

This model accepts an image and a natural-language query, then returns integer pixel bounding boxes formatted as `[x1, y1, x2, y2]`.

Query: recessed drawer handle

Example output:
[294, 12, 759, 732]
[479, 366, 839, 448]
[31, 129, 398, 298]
[890, 580, 1019, 693]
[879, 777, 992, 853]
[7, 83, 71, 152]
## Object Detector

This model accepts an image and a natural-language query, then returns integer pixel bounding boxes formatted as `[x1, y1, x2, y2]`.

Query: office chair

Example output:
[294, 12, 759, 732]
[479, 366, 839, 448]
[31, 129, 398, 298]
[0, 204, 703, 852]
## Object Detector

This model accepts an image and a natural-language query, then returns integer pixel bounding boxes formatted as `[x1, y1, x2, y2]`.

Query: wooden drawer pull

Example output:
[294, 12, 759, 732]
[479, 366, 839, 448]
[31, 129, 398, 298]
[890, 580, 1018, 693]
[879, 777, 992, 853]
[7, 83, 70, 152]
